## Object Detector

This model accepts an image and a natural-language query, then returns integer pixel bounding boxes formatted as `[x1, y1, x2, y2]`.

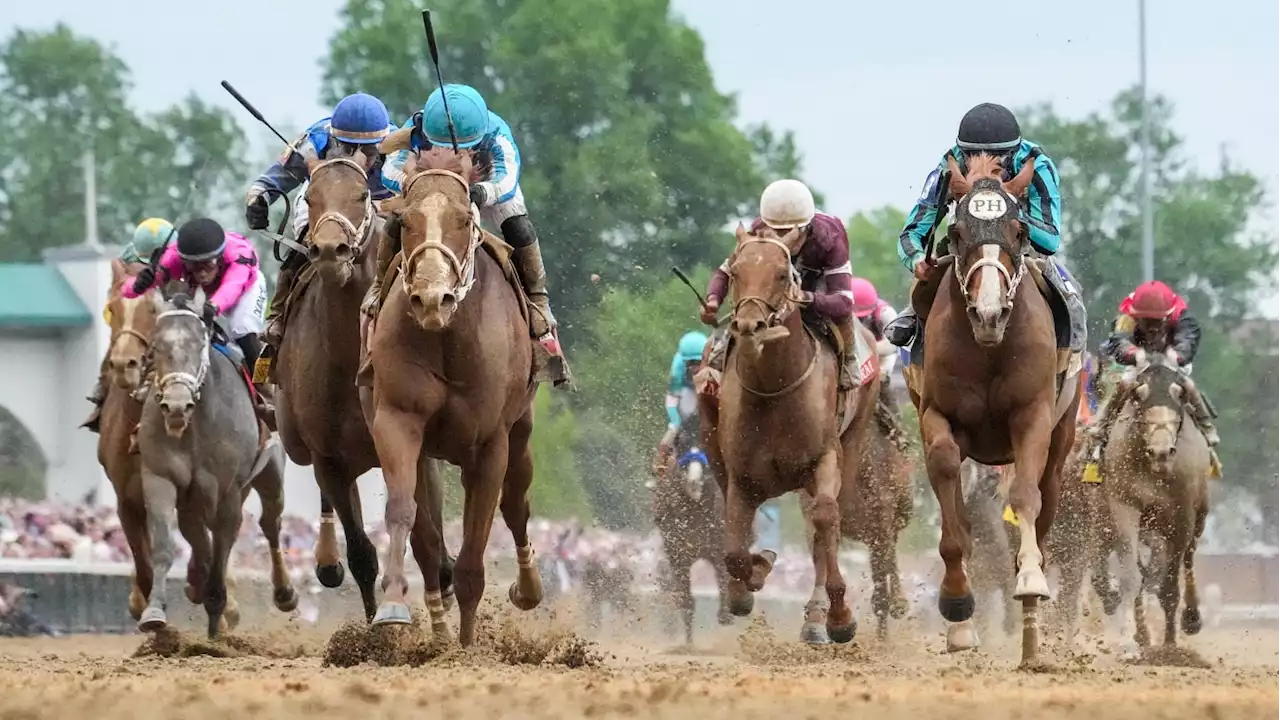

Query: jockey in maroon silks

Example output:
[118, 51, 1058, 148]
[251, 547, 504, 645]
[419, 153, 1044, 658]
[699, 179, 860, 389]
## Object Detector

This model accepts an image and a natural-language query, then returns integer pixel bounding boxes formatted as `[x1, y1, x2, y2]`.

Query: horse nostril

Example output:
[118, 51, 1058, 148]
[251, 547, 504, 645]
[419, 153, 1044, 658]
[308, 244, 322, 262]
[184, 402, 195, 414]
[336, 242, 352, 258]
[440, 292, 457, 308]
[752, 320, 766, 334]
[409, 294, 426, 313]
[160, 402, 171, 414]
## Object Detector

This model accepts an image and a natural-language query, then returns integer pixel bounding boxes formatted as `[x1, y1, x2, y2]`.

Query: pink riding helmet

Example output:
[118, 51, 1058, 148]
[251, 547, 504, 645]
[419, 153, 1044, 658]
[851, 277, 881, 319]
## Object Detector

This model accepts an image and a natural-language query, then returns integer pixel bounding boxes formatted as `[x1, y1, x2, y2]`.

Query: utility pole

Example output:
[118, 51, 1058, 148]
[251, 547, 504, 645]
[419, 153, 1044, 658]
[1139, 0, 1154, 281]
[82, 150, 103, 251]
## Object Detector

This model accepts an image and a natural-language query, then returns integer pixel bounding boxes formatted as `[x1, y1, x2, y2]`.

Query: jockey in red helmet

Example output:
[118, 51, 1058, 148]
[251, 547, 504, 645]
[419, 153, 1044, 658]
[1088, 280, 1220, 458]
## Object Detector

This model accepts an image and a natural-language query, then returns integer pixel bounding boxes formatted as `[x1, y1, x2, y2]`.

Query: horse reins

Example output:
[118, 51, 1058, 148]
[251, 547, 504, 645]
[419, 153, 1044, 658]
[400, 168, 483, 303]
[153, 308, 211, 403]
[729, 234, 818, 398]
[309, 157, 378, 263]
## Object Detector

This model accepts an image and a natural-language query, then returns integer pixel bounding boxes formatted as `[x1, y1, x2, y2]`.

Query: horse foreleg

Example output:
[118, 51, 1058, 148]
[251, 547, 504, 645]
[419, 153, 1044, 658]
[456, 435, 510, 646]
[313, 492, 344, 588]
[798, 489, 831, 644]
[921, 407, 977, 651]
[670, 557, 695, 646]
[204, 487, 242, 639]
[500, 413, 543, 613]
[814, 449, 854, 644]
[117, 496, 153, 621]
[1182, 506, 1207, 636]
[176, 496, 211, 606]
[314, 456, 379, 620]
[1110, 500, 1147, 649]
[252, 447, 299, 615]
[370, 407, 425, 626]
[408, 456, 449, 640]
[722, 480, 761, 617]
[138, 471, 178, 633]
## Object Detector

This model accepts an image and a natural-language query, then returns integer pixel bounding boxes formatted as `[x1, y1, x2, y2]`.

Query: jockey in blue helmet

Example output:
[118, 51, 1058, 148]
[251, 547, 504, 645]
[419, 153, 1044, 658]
[655, 331, 709, 465]
[244, 92, 397, 348]
[377, 83, 568, 386]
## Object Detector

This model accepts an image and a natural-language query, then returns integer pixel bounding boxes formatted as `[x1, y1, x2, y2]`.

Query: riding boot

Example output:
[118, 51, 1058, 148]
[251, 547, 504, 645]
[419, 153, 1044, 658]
[836, 316, 858, 391]
[503, 215, 573, 388]
[261, 251, 306, 349]
[80, 354, 111, 433]
[237, 334, 276, 432]
[1181, 382, 1221, 447]
[361, 217, 402, 322]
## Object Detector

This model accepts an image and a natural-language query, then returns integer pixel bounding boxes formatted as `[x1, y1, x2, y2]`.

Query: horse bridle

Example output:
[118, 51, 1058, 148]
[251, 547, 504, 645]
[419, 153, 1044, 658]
[152, 308, 211, 403]
[309, 157, 377, 261]
[400, 168, 483, 303]
[953, 188, 1028, 306]
[730, 235, 804, 330]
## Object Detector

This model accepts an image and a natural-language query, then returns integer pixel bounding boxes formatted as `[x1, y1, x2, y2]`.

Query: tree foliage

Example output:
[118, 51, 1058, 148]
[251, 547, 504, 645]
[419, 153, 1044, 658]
[0, 24, 247, 260]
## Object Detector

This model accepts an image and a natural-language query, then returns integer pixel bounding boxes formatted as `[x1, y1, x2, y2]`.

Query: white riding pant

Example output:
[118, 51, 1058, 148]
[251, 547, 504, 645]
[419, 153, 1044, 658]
[226, 271, 268, 339]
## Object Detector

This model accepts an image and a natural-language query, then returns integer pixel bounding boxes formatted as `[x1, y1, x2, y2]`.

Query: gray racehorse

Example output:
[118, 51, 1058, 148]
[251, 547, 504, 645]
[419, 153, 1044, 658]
[136, 286, 297, 638]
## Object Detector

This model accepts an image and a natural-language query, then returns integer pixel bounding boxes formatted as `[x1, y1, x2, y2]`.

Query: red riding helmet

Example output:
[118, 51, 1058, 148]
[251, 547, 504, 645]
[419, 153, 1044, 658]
[1120, 280, 1185, 320]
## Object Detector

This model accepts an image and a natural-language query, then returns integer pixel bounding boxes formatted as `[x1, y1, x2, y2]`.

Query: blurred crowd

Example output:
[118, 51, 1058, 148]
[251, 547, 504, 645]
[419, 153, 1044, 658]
[0, 499, 825, 597]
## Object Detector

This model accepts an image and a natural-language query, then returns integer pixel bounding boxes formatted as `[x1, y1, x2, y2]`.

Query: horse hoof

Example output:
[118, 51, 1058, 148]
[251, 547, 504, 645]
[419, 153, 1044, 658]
[274, 586, 299, 613]
[508, 582, 541, 611]
[138, 607, 167, 633]
[800, 622, 830, 645]
[315, 563, 346, 589]
[937, 593, 975, 623]
[1182, 607, 1203, 635]
[223, 603, 241, 631]
[828, 621, 857, 645]
[1014, 568, 1051, 600]
[728, 595, 754, 617]
[946, 620, 980, 652]
[372, 602, 413, 626]
[185, 584, 202, 605]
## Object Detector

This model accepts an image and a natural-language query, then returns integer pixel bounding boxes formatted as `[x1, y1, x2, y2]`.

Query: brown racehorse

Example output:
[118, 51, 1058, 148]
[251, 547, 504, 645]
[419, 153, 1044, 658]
[908, 154, 1081, 664]
[98, 260, 158, 621]
[651, 387, 732, 645]
[365, 146, 542, 645]
[699, 223, 878, 645]
[799, 377, 912, 640]
[271, 152, 452, 620]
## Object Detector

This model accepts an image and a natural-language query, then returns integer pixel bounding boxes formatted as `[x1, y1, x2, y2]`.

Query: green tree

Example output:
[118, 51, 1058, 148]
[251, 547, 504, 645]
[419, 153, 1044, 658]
[322, 0, 784, 341]
[0, 25, 248, 260]
[847, 206, 909, 309]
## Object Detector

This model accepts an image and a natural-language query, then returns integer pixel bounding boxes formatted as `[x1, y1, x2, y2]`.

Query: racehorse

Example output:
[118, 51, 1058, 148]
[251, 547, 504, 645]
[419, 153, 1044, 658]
[1102, 353, 1210, 648]
[699, 223, 879, 645]
[270, 151, 452, 620]
[906, 153, 1082, 664]
[98, 260, 158, 621]
[652, 386, 732, 645]
[364, 145, 542, 645]
[135, 287, 297, 638]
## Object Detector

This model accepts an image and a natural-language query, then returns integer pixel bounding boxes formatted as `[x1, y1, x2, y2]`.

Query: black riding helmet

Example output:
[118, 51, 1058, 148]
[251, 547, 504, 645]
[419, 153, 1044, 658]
[176, 217, 227, 263]
[957, 103, 1021, 152]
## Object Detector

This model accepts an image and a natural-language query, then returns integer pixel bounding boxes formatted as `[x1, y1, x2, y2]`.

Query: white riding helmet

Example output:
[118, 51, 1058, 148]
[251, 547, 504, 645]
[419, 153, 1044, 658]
[759, 179, 816, 230]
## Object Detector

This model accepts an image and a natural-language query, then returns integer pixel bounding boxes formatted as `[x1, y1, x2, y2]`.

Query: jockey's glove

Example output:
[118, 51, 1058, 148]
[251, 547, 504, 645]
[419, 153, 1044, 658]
[132, 267, 156, 294]
[469, 182, 496, 208]
[245, 185, 271, 230]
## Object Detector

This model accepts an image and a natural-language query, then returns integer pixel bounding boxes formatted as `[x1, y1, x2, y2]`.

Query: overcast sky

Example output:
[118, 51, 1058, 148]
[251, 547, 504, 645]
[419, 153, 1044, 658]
[4, 0, 1277, 224]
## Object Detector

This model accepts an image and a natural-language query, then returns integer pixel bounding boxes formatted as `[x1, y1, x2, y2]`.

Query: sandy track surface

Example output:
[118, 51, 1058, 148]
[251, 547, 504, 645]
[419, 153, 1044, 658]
[0, 603, 1273, 720]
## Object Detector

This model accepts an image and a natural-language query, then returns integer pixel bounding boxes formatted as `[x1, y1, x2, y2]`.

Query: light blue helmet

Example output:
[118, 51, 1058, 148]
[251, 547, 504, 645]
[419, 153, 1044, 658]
[423, 84, 489, 149]
[330, 92, 391, 145]
[677, 331, 709, 364]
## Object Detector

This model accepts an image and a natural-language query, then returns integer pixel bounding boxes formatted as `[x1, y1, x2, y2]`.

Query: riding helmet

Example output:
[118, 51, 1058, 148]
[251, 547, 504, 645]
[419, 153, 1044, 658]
[176, 217, 227, 263]
[330, 92, 392, 145]
[423, 84, 490, 149]
[957, 103, 1022, 152]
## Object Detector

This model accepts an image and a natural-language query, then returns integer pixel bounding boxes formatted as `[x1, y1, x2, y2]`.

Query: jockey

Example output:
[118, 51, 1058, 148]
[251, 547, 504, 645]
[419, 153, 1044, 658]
[700, 179, 860, 389]
[1090, 280, 1220, 449]
[375, 83, 568, 385]
[884, 102, 1079, 347]
[852, 277, 909, 450]
[81, 218, 176, 432]
[656, 331, 708, 469]
[243, 92, 397, 348]
[123, 218, 273, 418]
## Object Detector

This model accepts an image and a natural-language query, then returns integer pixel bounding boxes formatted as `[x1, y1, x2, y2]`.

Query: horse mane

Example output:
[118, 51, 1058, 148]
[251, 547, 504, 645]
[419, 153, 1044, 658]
[414, 146, 480, 182]
[964, 153, 1006, 182]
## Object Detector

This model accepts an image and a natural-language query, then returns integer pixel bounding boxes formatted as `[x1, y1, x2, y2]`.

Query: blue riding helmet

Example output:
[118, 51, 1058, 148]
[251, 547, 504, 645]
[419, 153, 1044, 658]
[423, 84, 489, 149]
[330, 93, 391, 145]
[677, 331, 709, 364]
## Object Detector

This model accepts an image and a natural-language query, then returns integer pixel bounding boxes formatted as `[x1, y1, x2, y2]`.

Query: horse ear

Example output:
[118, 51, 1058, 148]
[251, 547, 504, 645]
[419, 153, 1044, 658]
[781, 227, 804, 252]
[149, 288, 167, 315]
[1005, 156, 1037, 198]
[734, 222, 749, 245]
[109, 258, 126, 289]
[378, 127, 414, 155]
[379, 195, 407, 215]
[1135, 383, 1150, 402]
[945, 155, 970, 199]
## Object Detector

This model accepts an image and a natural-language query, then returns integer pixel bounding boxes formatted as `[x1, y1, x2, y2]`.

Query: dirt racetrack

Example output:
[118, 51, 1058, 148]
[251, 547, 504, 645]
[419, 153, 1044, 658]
[0, 596, 1274, 720]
